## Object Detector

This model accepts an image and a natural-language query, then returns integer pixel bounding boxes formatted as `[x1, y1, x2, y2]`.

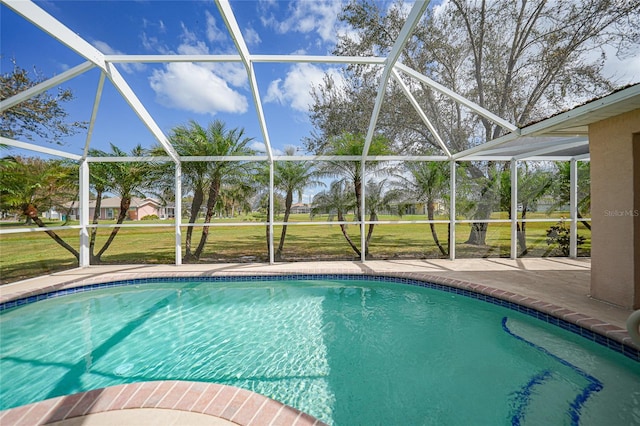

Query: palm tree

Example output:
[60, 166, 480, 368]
[169, 120, 256, 260]
[273, 146, 323, 260]
[88, 143, 154, 263]
[216, 180, 255, 218]
[0, 156, 79, 258]
[312, 179, 360, 256]
[87, 149, 115, 259]
[396, 161, 450, 256]
[155, 122, 214, 259]
[151, 120, 257, 261]
[363, 179, 401, 256]
[317, 132, 391, 222]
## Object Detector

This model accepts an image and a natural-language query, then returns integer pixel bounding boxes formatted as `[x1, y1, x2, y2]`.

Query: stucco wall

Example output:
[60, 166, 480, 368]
[137, 204, 158, 219]
[590, 108, 640, 308]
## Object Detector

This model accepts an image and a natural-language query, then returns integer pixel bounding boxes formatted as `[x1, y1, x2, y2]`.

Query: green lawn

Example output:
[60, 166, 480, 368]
[0, 213, 591, 284]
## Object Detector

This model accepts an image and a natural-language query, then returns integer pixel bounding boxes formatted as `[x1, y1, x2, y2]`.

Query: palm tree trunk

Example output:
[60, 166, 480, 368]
[427, 199, 447, 256]
[94, 196, 131, 262]
[276, 191, 293, 260]
[22, 204, 79, 260]
[578, 211, 591, 230]
[194, 179, 221, 259]
[185, 187, 204, 261]
[354, 178, 362, 222]
[89, 190, 103, 262]
[365, 212, 377, 257]
[265, 201, 271, 260]
[62, 194, 78, 225]
[517, 207, 528, 256]
[338, 211, 361, 256]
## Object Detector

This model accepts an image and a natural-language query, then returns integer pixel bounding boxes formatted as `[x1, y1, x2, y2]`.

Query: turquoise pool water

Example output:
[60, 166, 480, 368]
[1, 278, 639, 425]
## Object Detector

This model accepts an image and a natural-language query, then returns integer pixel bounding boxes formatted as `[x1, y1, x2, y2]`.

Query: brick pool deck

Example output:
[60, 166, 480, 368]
[1, 258, 637, 425]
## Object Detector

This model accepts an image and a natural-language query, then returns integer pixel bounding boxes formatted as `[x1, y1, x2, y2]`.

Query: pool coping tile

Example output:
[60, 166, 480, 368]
[0, 382, 328, 426]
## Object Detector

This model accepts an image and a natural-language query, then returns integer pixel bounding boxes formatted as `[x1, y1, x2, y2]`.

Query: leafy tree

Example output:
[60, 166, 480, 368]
[309, 0, 637, 244]
[312, 180, 360, 256]
[273, 146, 323, 260]
[395, 161, 450, 255]
[548, 161, 591, 230]
[499, 162, 553, 255]
[0, 61, 87, 144]
[0, 156, 79, 258]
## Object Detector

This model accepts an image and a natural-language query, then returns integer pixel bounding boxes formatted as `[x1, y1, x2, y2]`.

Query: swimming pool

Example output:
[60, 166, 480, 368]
[1, 275, 639, 425]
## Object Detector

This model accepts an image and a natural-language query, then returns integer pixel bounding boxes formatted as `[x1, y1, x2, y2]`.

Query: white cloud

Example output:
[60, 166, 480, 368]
[205, 10, 227, 43]
[244, 27, 262, 46]
[149, 62, 248, 115]
[600, 44, 640, 86]
[265, 63, 341, 112]
[262, 1, 344, 44]
[92, 40, 145, 74]
[170, 25, 248, 89]
[250, 140, 267, 152]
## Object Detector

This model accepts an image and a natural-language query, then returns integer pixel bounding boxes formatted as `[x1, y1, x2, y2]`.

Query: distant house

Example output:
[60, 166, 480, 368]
[290, 202, 311, 214]
[66, 197, 174, 220]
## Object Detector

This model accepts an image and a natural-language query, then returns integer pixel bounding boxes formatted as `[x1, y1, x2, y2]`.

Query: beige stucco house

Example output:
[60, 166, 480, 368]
[66, 197, 174, 221]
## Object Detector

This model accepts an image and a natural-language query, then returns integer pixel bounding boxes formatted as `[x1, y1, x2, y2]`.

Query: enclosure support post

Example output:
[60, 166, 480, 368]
[174, 163, 182, 266]
[510, 160, 518, 259]
[79, 160, 90, 267]
[449, 160, 456, 260]
[269, 161, 275, 264]
[569, 158, 578, 258]
[360, 161, 367, 263]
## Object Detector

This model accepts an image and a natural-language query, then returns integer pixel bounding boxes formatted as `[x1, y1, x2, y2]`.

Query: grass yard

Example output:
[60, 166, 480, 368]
[0, 213, 590, 285]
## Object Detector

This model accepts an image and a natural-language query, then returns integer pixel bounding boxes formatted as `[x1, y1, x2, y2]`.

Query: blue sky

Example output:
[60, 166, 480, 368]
[2, 0, 639, 159]
[1, 0, 363, 157]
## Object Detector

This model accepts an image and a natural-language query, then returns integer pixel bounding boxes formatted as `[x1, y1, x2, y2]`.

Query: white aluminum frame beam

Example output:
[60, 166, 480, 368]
[391, 69, 451, 158]
[453, 132, 520, 160]
[361, 1, 430, 159]
[217, 0, 273, 161]
[573, 153, 591, 161]
[79, 160, 90, 267]
[0, 136, 81, 160]
[2, 1, 181, 164]
[82, 72, 106, 158]
[105, 62, 180, 163]
[2, 1, 106, 69]
[449, 160, 456, 260]
[396, 63, 518, 136]
[175, 163, 183, 265]
[510, 160, 518, 259]
[569, 159, 578, 258]
[0, 61, 95, 112]
[105, 54, 386, 65]
[360, 1, 429, 260]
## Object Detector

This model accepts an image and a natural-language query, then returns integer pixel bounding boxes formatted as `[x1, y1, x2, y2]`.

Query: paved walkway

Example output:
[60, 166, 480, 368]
[0, 257, 628, 328]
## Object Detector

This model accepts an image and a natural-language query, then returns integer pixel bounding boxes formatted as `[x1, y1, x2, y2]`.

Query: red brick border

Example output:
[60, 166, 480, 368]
[0, 381, 327, 426]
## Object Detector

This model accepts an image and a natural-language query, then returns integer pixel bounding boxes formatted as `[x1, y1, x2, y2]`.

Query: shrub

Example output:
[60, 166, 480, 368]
[141, 214, 159, 220]
[546, 219, 585, 256]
